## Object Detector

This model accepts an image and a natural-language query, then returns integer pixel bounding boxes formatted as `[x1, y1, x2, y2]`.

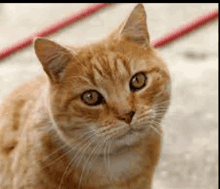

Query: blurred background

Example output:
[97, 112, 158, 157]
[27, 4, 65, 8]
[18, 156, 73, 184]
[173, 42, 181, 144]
[0, 3, 218, 189]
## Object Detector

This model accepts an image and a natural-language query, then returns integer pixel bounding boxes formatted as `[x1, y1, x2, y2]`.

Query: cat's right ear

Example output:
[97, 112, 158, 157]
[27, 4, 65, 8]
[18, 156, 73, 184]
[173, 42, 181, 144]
[34, 37, 73, 83]
[115, 4, 150, 47]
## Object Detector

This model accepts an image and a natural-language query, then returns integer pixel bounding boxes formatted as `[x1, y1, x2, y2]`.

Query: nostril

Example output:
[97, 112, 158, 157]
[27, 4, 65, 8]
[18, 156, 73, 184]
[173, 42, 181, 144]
[127, 111, 135, 120]
[124, 110, 135, 124]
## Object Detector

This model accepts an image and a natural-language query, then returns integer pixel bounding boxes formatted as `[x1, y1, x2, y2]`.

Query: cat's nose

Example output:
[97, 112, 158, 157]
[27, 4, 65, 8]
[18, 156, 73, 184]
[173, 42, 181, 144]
[118, 111, 135, 124]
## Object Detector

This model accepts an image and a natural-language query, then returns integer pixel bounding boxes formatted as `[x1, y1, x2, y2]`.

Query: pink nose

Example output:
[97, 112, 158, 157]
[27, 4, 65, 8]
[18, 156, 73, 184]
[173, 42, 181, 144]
[117, 111, 135, 124]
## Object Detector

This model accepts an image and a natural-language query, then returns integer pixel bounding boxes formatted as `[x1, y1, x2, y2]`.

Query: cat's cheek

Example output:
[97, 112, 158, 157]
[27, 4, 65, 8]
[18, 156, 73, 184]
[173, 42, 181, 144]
[137, 92, 155, 107]
[68, 100, 102, 121]
[139, 78, 166, 104]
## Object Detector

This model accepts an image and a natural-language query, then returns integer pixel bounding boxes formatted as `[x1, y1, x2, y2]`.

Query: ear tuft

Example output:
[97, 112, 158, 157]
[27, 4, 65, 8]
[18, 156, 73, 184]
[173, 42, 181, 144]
[34, 38, 72, 82]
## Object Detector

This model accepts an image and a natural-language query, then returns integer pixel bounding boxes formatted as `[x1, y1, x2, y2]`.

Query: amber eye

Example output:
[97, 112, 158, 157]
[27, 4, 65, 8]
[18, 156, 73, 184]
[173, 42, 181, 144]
[81, 90, 104, 106]
[130, 72, 147, 92]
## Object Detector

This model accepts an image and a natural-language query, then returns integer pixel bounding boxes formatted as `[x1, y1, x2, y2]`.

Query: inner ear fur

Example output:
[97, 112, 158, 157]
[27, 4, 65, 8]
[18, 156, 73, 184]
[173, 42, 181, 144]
[34, 37, 73, 83]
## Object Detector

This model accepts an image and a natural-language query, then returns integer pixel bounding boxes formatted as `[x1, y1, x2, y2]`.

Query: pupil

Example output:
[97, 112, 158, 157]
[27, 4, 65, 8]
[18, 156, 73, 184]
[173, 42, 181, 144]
[88, 93, 93, 100]
[135, 77, 140, 83]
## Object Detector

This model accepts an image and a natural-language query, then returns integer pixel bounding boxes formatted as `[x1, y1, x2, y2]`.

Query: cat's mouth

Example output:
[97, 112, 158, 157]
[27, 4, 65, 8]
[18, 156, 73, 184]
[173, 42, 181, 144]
[113, 127, 145, 140]
[95, 128, 145, 158]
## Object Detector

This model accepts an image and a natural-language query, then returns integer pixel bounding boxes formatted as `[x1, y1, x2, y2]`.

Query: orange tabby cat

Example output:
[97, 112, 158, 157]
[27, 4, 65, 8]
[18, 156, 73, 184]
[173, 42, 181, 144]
[0, 4, 171, 189]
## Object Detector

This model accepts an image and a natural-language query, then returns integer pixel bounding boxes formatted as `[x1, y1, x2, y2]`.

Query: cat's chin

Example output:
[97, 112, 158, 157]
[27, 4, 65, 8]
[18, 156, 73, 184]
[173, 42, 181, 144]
[113, 128, 145, 141]
[97, 128, 146, 157]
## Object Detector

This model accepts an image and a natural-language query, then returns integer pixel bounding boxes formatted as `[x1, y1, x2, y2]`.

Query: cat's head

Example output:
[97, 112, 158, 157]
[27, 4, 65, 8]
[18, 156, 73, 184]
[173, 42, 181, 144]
[34, 4, 171, 154]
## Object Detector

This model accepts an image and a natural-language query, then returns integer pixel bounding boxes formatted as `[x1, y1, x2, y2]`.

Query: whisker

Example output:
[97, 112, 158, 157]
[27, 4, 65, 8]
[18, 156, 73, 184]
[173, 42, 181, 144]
[85, 139, 110, 186]
[104, 139, 108, 171]
[155, 105, 170, 109]
[75, 136, 97, 170]
[155, 100, 171, 106]
[42, 128, 94, 162]
[105, 125, 129, 140]
[107, 140, 117, 188]
[148, 121, 163, 137]
[149, 120, 162, 128]
[77, 137, 108, 189]
[58, 133, 97, 189]
[154, 111, 181, 121]
[39, 128, 97, 170]
[136, 115, 152, 123]
[93, 124, 114, 137]
[136, 113, 150, 120]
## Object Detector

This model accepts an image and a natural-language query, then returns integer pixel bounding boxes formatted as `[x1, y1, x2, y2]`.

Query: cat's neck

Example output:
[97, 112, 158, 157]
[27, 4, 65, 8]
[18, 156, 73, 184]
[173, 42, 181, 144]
[38, 125, 158, 188]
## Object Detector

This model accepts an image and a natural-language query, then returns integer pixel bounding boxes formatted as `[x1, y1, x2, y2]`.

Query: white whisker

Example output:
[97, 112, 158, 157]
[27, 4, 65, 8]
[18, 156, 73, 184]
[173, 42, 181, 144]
[78, 137, 108, 189]
[58, 129, 97, 189]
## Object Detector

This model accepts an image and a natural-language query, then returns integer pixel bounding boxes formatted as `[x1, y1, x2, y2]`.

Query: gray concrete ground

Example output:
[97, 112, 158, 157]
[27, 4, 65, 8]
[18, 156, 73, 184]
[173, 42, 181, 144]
[0, 3, 218, 189]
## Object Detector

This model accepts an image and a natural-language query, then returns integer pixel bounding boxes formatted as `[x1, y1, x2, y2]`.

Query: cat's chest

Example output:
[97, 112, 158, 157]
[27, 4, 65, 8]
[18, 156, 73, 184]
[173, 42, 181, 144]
[90, 151, 143, 182]
[108, 153, 142, 177]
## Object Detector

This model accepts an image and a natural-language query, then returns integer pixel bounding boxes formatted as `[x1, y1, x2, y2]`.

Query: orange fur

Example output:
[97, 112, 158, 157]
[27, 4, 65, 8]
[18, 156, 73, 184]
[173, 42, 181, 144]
[0, 4, 171, 189]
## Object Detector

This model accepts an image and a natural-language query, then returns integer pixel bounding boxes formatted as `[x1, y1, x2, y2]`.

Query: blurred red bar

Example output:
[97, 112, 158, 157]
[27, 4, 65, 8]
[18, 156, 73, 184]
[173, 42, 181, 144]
[0, 3, 109, 60]
[152, 8, 218, 48]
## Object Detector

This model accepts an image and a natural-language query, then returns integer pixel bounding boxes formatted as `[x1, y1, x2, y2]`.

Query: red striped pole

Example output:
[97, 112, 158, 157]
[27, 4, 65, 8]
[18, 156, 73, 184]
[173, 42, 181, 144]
[152, 8, 218, 48]
[0, 3, 109, 60]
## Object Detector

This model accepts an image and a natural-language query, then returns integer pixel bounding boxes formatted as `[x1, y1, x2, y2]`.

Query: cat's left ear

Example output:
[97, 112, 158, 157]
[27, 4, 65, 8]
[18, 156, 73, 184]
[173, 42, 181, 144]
[119, 3, 150, 47]
[34, 38, 73, 83]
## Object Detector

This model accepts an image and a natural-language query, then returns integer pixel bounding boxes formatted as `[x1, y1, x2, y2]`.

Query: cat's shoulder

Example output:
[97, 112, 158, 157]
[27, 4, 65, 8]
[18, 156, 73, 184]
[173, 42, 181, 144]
[0, 74, 47, 154]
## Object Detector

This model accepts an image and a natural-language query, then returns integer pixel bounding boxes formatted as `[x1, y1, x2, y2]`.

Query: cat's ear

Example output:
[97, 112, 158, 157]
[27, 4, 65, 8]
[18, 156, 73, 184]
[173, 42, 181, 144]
[119, 3, 150, 47]
[34, 37, 73, 83]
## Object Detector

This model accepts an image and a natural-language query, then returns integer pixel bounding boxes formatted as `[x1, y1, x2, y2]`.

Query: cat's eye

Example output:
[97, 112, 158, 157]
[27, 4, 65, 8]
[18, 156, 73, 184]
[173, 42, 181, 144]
[81, 90, 104, 106]
[130, 72, 147, 92]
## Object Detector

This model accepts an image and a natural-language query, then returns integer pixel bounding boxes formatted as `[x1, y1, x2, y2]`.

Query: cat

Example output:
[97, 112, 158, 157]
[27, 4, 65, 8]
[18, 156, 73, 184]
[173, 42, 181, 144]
[0, 3, 171, 189]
